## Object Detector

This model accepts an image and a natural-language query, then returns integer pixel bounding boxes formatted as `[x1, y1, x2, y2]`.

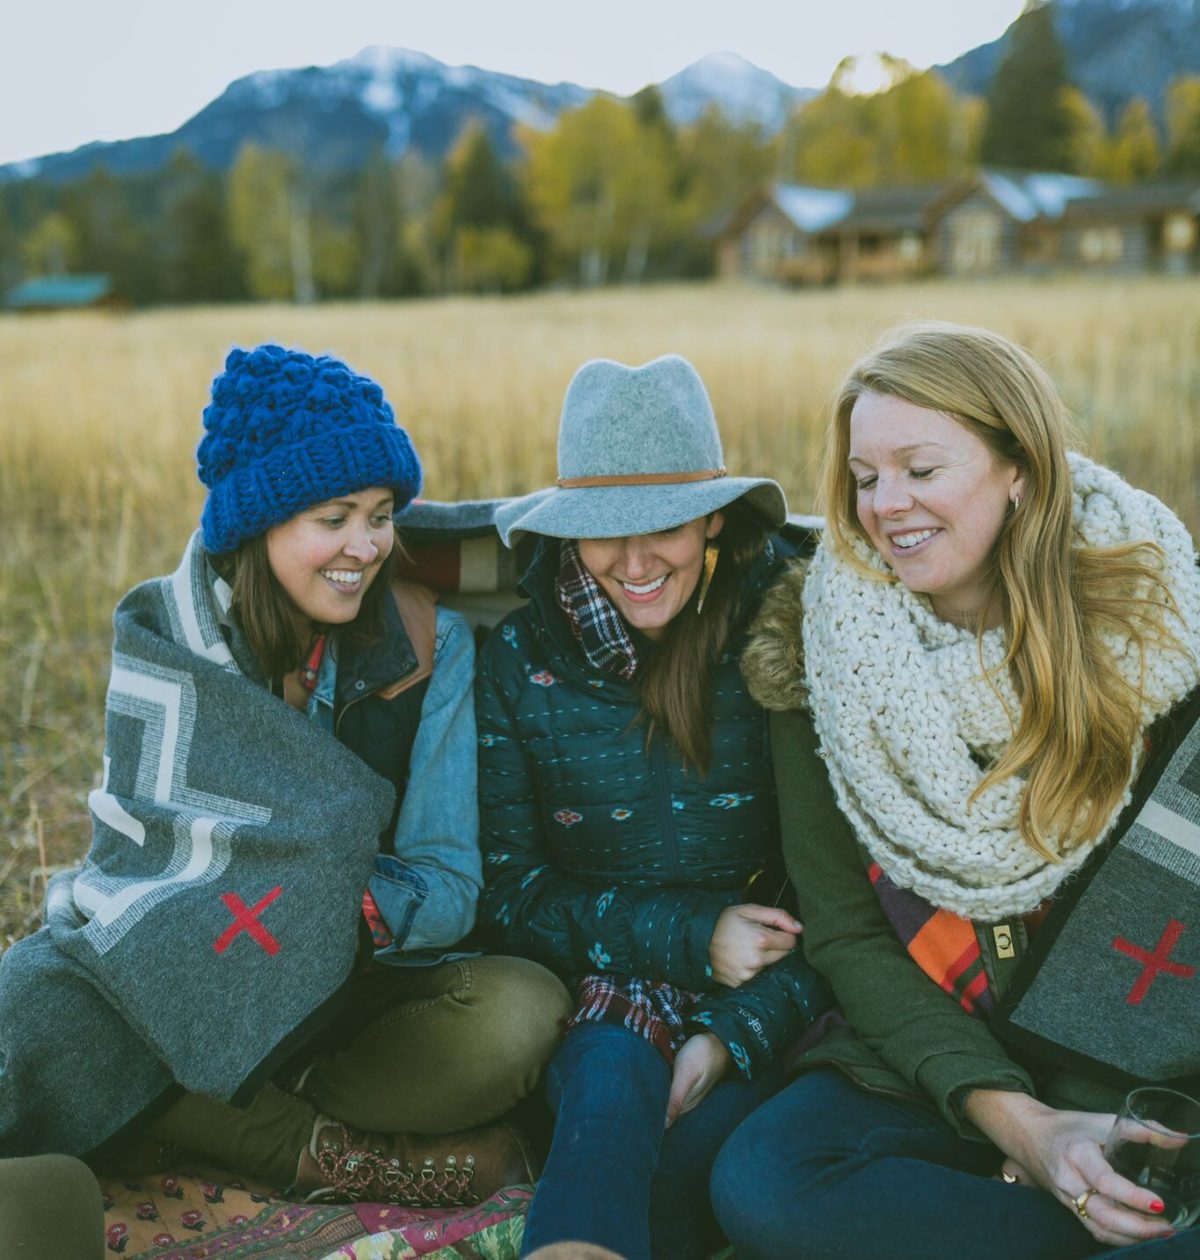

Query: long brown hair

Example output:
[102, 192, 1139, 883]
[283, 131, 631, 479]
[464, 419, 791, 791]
[637, 500, 768, 772]
[212, 528, 398, 684]
[820, 321, 1181, 859]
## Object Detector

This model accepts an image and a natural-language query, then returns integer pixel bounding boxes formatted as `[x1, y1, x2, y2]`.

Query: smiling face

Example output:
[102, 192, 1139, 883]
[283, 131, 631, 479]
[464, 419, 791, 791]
[576, 513, 724, 640]
[848, 392, 1025, 625]
[265, 487, 395, 631]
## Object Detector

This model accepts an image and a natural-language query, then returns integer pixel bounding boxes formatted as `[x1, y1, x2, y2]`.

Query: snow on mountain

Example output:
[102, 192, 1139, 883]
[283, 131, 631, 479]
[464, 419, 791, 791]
[939, 0, 1200, 126]
[0, 48, 811, 184]
[1057, 0, 1196, 11]
[660, 52, 815, 131]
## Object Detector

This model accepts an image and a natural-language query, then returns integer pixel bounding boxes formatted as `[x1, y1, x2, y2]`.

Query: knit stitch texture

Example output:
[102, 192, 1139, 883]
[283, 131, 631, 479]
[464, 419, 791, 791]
[198, 344, 421, 554]
[801, 452, 1200, 921]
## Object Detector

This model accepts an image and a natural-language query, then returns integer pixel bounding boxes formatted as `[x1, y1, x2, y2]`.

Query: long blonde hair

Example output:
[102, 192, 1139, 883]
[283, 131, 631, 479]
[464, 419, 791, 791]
[819, 321, 1178, 860]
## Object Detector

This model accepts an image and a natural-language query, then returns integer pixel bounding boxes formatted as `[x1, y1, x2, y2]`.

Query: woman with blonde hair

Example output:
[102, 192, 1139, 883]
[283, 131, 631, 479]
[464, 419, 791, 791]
[713, 322, 1200, 1258]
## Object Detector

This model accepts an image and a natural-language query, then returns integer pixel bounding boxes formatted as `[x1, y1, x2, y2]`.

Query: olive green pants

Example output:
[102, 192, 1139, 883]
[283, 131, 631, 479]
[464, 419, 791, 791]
[0, 1155, 104, 1259]
[143, 955, 569, 1186]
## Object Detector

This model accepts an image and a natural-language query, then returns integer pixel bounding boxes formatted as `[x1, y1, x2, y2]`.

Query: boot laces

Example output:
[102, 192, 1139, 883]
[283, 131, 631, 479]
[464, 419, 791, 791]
[315, 1126, 479, 1206]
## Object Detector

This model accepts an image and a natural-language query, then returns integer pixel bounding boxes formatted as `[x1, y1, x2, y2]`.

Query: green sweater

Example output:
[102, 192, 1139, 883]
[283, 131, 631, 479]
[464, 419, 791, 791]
[745, 566, 1128, 1139]
[775, 706, 1142, 1134]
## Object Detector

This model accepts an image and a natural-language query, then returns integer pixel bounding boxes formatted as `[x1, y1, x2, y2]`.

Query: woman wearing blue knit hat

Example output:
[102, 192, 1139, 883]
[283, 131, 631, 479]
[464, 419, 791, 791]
[0, 344, 570, 1213]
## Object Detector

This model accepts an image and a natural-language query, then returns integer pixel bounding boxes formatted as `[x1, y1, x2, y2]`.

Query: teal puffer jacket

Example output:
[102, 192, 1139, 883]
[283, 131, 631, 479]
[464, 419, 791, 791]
[476, 534, 829, 1077]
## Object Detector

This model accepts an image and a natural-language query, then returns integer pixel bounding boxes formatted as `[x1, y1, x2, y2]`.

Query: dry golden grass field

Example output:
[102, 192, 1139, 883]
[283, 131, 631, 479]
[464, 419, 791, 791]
[2, 277, 1199, 949]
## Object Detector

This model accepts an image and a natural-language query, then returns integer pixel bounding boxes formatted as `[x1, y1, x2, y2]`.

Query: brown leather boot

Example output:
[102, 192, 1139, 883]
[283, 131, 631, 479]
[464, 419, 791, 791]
[293, 1115, 538, 1207]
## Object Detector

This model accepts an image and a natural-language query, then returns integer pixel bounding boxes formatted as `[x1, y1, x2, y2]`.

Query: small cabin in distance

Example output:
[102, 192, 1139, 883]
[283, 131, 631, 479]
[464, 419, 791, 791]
[4, 274, 124, 313]
[718, 171, 1200, 284]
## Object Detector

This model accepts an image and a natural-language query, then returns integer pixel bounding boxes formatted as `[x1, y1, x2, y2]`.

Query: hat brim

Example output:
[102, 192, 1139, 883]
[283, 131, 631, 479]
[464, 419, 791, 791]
[493, 477, 788, 547]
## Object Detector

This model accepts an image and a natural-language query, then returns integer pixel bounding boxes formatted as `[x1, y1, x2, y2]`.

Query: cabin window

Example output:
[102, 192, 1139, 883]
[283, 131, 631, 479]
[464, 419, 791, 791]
[1163, 213, 1197, 253]
[1079, 228, 1124, 264]
[948, 211, 1002, 272]
[744, 221, 782, 272]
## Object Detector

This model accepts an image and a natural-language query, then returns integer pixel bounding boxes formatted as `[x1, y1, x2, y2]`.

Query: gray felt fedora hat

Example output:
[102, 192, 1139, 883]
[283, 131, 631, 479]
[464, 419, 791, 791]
[494, 354, 787, 547]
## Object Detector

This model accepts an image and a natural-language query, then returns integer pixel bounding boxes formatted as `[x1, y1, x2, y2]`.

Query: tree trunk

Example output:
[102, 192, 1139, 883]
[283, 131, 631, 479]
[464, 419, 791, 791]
[290, 190, 316, 304]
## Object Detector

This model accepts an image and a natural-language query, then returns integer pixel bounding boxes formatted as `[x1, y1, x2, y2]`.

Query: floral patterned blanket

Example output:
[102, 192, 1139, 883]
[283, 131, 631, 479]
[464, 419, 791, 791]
[98, 1165, 529, 1259]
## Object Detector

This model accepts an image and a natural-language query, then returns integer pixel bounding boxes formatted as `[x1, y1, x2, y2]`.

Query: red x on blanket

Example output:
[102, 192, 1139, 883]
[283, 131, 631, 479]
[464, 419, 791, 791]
[213, 887, 283, 957]
[1112, 918, 1195, 1005]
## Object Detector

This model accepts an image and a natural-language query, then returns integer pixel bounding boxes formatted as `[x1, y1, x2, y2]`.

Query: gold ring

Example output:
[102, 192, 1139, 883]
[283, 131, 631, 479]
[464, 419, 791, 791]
[1074, 1188, 1096, 1219]
[1001, 1171, 1019, 1185]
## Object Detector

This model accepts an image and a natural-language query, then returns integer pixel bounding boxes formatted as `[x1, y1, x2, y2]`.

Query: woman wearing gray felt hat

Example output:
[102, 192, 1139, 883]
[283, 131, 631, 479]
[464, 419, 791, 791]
[494, 353, 787, 546]
[477, 354, 829, 1260]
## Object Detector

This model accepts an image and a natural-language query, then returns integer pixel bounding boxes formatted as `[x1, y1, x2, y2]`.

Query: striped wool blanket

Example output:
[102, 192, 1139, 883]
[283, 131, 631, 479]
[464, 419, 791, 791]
[0, 534, 394, 1158]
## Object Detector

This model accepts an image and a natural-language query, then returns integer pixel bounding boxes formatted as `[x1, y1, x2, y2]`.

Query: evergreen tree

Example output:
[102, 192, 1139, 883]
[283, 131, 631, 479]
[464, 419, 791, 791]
[61, 167, 159, 302]
[438, 123, 521, 234]
[161, 150, 246, 303]
[981, 1, 1073, 169]
[631, 84, 672, 135]
[434, 123, 536, 291]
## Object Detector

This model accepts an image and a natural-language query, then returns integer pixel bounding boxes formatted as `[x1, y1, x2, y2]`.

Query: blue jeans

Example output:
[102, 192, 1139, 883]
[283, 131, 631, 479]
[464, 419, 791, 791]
[521, 1023, 783, 1260]
[711, 1070, 1200, 1260]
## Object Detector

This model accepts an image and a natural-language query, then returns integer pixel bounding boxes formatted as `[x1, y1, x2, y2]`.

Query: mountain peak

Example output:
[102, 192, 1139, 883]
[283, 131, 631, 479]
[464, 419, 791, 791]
[684, 51, 769, 78]
[1057, 0, 1196, 10]
[660, 53, 814, 130]
[340, 46, 443, 76]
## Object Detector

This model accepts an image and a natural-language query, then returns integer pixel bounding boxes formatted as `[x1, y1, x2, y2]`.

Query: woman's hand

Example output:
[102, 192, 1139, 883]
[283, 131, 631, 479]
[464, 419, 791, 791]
[666, 1033, 731, 1127]
[966, 1090, 1176, 1248]
[708, 903, 801, 987]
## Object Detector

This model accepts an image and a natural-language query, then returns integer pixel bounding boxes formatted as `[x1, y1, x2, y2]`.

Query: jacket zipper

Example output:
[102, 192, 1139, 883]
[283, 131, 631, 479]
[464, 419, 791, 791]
[335, 685, 372, 736]
[650, 735, 684, 883]
[332, 660, 415, 735]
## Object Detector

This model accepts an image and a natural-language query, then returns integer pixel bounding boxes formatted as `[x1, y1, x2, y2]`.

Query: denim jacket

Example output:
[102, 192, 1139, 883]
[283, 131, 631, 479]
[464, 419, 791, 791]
[309, 605, 483, 962]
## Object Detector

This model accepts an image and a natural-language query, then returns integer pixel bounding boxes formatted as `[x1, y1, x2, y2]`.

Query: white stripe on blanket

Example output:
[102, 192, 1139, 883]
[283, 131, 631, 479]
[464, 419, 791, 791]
[89, 756, 145, 845]
[1137, 800, 1200, 860]
[77, 656, 270, 954]
[167, 533, 236, 667]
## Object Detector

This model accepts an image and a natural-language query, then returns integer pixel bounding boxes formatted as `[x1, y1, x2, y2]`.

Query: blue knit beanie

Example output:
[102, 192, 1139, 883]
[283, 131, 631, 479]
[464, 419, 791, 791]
[197, 344, 422, 554]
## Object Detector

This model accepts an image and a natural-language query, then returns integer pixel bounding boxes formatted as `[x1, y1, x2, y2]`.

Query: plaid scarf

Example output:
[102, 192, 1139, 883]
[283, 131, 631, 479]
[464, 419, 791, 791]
[868, 862, 994, 1017]
[556, 541, 639, 681]
[567, 975, 703, 1064]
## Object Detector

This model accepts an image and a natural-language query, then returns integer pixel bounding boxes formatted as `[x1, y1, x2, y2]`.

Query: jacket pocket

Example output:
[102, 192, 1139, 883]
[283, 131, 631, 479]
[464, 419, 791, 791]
[367, 854, 429, 951]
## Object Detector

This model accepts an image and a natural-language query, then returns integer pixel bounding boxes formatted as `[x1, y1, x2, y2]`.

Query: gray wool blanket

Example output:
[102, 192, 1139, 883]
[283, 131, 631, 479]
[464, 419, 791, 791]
[0, 534, 394, 1157]
[997, 687, 1200, 1087]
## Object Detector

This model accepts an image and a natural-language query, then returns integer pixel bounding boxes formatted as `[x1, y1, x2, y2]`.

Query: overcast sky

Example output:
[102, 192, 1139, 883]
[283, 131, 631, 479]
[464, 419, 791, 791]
[3, 0, 1027, 167]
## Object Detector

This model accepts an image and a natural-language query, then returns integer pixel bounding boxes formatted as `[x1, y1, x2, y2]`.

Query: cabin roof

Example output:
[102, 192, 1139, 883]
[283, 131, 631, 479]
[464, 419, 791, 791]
[771, 183, 855, 232]
[5, 274, 114, 309]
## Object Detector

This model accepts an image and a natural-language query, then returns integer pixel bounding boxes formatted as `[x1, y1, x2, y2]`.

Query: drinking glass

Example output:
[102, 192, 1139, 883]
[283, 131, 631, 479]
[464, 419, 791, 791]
[1103, 1087, 1200, 1229]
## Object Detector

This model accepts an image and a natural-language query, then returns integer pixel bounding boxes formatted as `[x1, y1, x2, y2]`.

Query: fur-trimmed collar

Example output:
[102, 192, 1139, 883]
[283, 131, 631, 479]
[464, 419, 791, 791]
[740, 558, 810, 712]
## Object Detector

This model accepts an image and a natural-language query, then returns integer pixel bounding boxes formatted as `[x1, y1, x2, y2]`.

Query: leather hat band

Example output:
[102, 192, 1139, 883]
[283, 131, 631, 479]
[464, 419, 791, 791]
[556, 468, 727, 489]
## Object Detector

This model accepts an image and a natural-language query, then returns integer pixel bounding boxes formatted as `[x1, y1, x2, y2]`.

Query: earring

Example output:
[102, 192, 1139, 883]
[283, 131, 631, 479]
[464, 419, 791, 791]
[696, 542, 720, 613]
[1011, 495, 1021, 511]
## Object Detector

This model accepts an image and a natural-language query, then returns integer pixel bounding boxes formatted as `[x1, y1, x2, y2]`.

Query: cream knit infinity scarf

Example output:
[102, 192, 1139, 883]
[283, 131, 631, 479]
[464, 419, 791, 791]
[803, 453, 1200, 921]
